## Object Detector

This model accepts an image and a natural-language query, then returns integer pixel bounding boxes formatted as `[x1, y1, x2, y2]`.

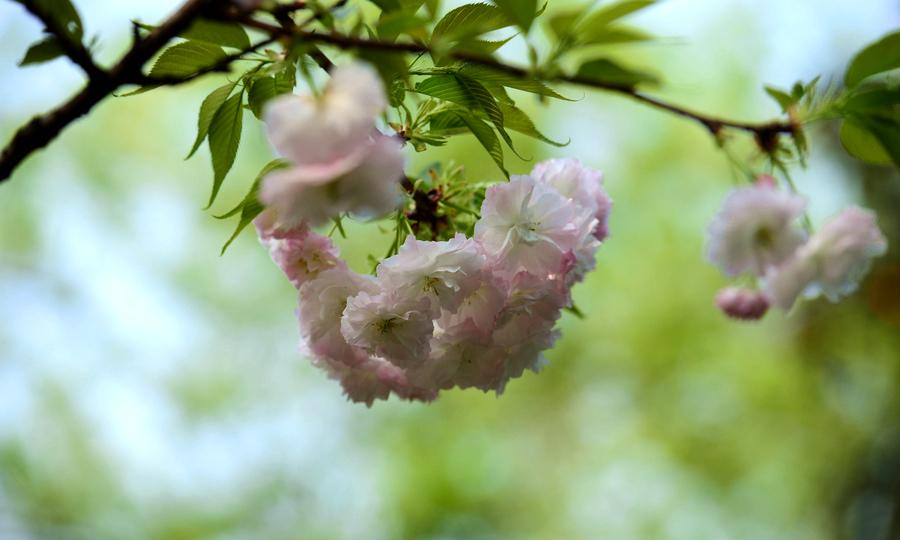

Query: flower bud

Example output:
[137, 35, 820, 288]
[715, 287, 770, 320]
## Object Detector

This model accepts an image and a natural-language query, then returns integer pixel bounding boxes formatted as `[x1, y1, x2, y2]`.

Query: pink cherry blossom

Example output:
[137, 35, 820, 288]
[255, 215, 346, 288]
[297, 267, 378, 366]
[377, 233, 485, 315]
[475, 175, 596, 278]
[260, 133, 404, 228]
[707, 185, 807, 277]
[263, 62, 386, 167]
[341, 291, 434, 369]
[531, 158, 612, 241]
[765, 206, 887, 309]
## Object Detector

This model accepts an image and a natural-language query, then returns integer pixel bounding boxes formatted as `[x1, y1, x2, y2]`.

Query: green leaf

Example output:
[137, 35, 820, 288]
[840, 120, 891, 166]
[416, 74, 476, 106]
[186, 82, 236, 159]
[845, 31, 900, 88]
[207, 90, 245, 208]
[575, 58, 658, 89]
[181, 19, 251, 50]
[456, 35, 515, 56]
[580, 0, 655, 28]
[219, 159, 291, 255]
[451, 111, 507, 177]
[547, 11, 581, 40]
[580, 25, 652, 46]
[149, 41, 227, 79]
[458, 64, 571, 100]
[498, 102, 568, 146]
[415, 73, 518, 154]
[764, 85, 795, 112]
[18, 36, 64, 66]
[455, 74, 518, 153]
[30, 0, 83, 40]
[248, 77, 277, 119]
[432, 3, 511, 44]
[860, 114, 900, 169]
[274, 58, 297, 94]
[490, 0, 537, 32]
[377, 12, 430, 39]
[369, 0, 403, 11]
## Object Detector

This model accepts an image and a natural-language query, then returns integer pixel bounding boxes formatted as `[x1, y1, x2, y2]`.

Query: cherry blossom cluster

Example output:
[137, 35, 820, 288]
[256, 159, 610, 404]
[706, 176, 887, 320]
[255, 61, 611, 404]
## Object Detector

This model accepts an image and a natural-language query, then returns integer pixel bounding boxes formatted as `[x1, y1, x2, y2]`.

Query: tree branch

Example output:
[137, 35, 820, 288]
[0, 1, 798, 183]
[240, 21, 796, 139]
[17, 0, 103, 78]
[0, 0, 217, 182]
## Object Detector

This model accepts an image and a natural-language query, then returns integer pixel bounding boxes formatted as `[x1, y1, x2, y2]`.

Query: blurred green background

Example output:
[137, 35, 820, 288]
[2, 1, 900, 539]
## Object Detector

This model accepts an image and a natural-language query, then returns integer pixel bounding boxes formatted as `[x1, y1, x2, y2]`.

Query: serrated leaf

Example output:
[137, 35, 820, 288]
[456, 35, 515, 56]
[498, 103, 568, 146]
[181, 19, 251, 49]
[416, 74, 476, 106]
[432, 3, 511, 44]
[845, 31, 900, 88]
[428, 110, 469, 135]
[415, 74, 518, 154]
[451, 111, 507, 177]
[207, 90, 245, 208]
[575, 58, 658, 89]
[18, 36, 63, 66]
[219, 159, 291, 254]
[150, 41, 227, 79]
[840, 120, 891, 166]
[248, 77, 277, 119]
[186, 82, 236, 159]
[764, 85, 795, 112]
[581, 0, 655, 28]
[490, 0, 537, 32]
[377, 12, 429, 39]
[458, 64, 571, 100]
[274, 61, 297, 94]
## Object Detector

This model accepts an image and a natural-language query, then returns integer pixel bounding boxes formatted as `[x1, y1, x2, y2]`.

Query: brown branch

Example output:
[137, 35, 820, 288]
[237, 17, 798, 139]
[1, 2, 797, 183]
[17, 0, 103, 79]
[279, 26, 797, 138]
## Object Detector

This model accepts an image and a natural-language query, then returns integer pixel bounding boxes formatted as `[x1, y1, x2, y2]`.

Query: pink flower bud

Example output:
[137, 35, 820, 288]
[715, 287, 770, 320]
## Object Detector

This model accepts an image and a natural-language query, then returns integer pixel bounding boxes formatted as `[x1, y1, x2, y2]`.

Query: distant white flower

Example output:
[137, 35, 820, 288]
[341, 291, 434, 368]
[707, 185, 807, 277]
[476, 175, 596, 277]
[531, 158, 612, 241]
[298, 267, 378, 365]
[377, 234, 485, 315]
[260, 133, 404, 227]
[766, 206, 887, 309]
